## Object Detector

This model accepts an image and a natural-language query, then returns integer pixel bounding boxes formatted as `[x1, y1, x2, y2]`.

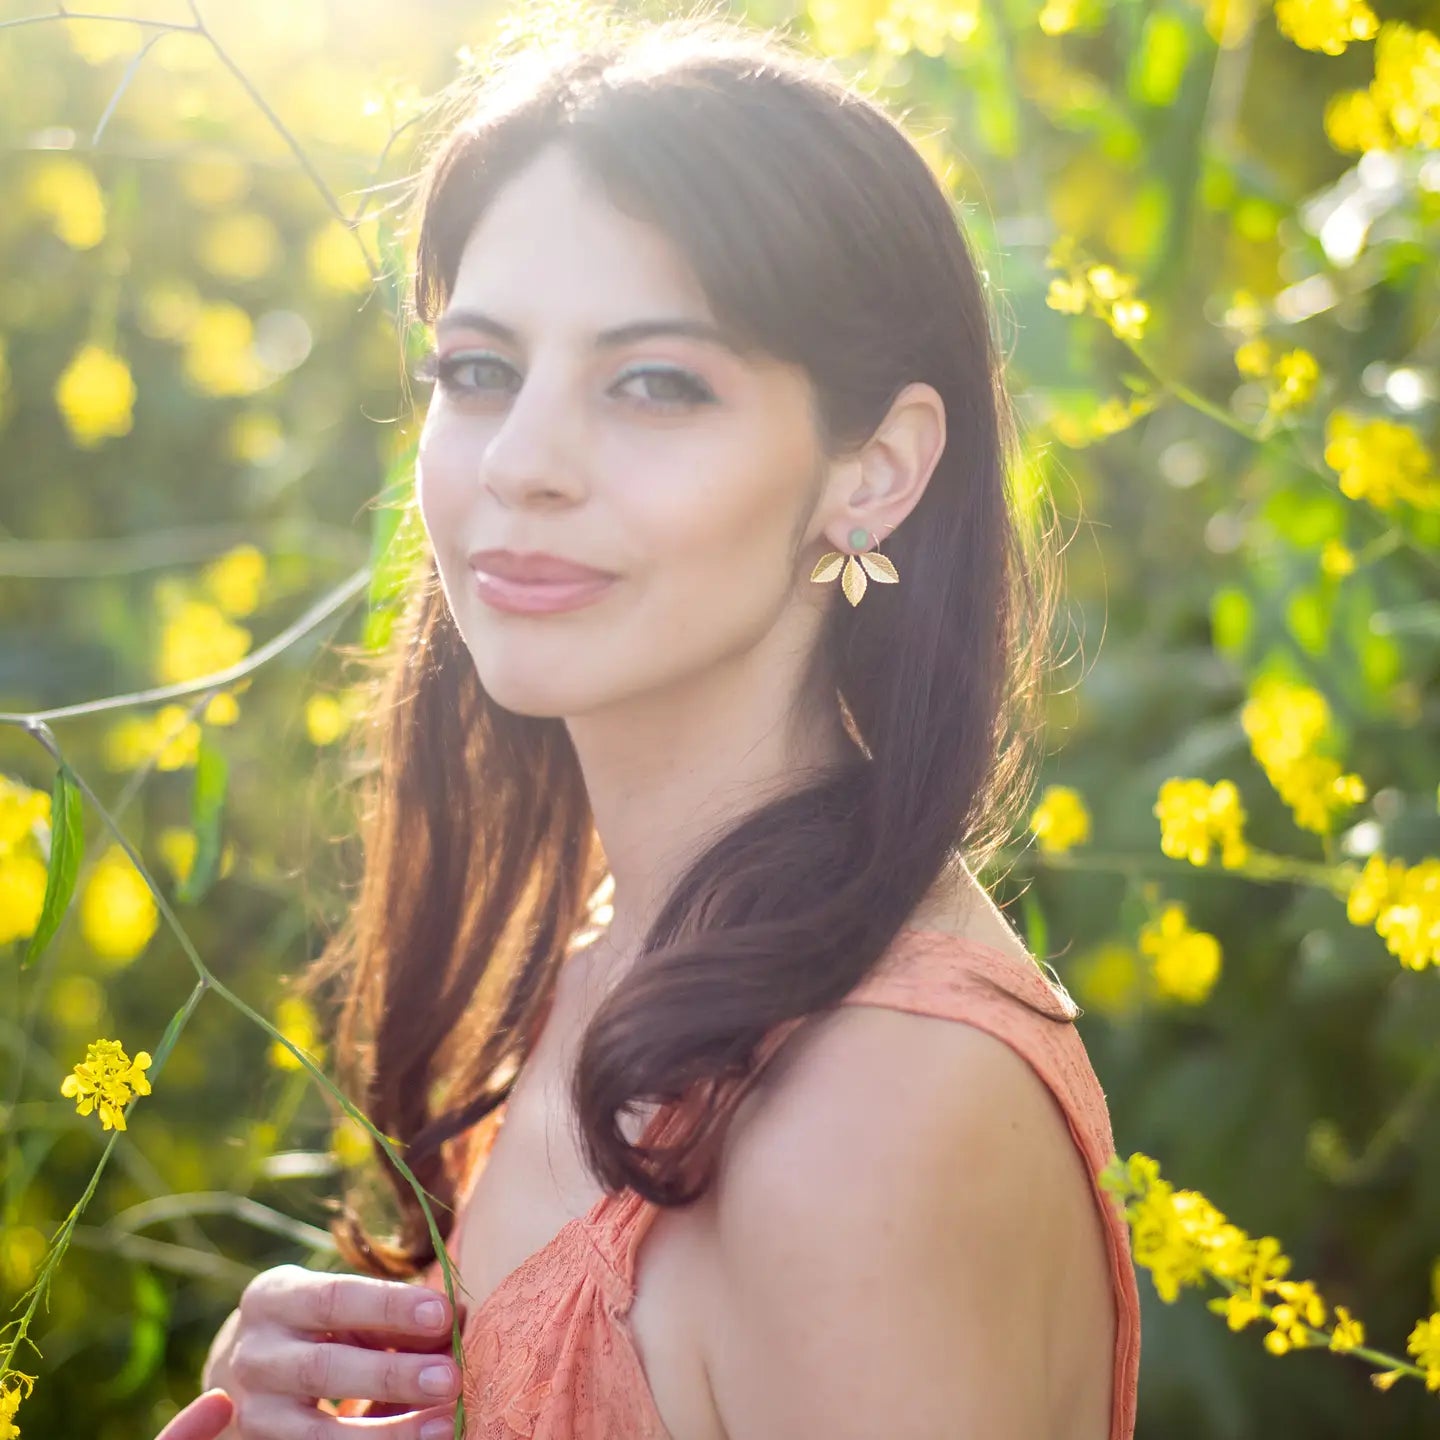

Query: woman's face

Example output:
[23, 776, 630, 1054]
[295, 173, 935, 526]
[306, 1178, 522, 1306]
[416, 141, 838, 720]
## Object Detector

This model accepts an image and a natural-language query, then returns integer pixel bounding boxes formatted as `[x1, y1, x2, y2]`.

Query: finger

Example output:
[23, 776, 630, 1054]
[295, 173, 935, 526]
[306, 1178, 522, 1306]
[154, 1389, 234, 1440]
[235, 1393, 457, 1439]
[232, 1335, 462, 1410]
[325, 1312, 468, 1356]
[241, 1267, 459, 1344]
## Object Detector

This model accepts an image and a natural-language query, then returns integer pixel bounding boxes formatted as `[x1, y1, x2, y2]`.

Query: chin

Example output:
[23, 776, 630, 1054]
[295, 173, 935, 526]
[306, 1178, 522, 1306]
[465, 646, 612, 720]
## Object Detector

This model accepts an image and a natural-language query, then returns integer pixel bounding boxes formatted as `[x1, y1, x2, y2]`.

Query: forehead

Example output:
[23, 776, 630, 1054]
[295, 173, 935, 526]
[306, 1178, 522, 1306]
[447, 142, 715, 330]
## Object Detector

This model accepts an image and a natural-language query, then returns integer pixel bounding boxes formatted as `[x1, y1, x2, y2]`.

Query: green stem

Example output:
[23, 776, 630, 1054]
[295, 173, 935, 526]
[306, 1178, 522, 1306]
[4, 728, 469, 1432]
[183, 1, 381, 284]
[0, 10, 197, 33]
[1020, 844, 1354, 895]
[0, 564, 370, 726]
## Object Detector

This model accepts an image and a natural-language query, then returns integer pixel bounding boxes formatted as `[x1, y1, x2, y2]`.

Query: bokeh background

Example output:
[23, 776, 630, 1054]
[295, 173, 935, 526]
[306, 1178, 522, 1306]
[2, 0, 1438, 1435]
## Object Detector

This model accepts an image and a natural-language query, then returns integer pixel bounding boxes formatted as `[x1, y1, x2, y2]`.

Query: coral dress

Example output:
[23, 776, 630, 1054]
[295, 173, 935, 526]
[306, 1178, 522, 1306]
[338, 927, 1142, 1438]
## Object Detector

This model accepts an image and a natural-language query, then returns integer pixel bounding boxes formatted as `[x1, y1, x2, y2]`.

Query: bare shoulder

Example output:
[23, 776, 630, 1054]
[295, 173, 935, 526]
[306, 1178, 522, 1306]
[700, 997, 1114, 1440]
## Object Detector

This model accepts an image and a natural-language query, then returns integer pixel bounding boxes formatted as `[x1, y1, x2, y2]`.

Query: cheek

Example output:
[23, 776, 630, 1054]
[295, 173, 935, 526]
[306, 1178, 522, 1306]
[625, 464, 806, 635]
[415, 425, 467, 529]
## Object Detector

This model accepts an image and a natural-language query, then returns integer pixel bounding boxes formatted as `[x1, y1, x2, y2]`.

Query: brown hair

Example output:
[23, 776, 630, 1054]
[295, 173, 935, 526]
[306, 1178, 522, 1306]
[300, 4, 1062, 1278]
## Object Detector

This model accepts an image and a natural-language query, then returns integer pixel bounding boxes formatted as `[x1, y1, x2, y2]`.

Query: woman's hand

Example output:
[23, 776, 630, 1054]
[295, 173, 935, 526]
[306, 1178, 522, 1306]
[156, 1389, 234, 1440]
[201, 1262, 467, 1436]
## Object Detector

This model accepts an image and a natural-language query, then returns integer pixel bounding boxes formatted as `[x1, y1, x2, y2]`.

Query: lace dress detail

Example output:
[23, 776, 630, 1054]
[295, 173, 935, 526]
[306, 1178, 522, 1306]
[337, 927, 1141, 1439]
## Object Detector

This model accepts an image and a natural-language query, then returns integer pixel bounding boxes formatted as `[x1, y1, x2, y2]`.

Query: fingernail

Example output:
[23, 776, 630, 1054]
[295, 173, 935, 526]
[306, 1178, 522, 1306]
[416, 1300, 446, 1328]
[421, 1421, 454, 1440]
[419, 1364, 456, 1395]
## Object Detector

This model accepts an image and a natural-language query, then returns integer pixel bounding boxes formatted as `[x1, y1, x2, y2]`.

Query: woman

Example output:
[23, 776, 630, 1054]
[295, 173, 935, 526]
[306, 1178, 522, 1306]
[190, 9, 1140, 1438]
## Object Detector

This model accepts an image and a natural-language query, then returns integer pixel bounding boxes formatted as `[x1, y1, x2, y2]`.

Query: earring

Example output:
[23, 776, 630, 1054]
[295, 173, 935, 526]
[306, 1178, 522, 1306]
[810, 526, 899, 607]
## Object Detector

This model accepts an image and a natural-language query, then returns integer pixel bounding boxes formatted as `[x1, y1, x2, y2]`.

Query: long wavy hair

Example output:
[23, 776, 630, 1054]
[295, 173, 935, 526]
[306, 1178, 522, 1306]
[299, 6, 1063, 1279]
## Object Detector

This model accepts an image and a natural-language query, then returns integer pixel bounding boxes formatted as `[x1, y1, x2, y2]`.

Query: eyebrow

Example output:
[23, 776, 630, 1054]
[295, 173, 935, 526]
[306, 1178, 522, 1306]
[434, 306, 748, 358]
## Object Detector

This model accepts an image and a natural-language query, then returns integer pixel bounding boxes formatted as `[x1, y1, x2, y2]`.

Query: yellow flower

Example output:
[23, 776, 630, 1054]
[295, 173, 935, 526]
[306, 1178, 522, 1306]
[1370, 24, 1440, 150]
[203, 690, 241, 725]
[1274, 0, 1378, 55]
[1409, 1313, 1440, 1391]
[1324, 411, 1440, 513]
[1241, 676, 1366, 835]
[0, 776, 50, 857]
[54, 343, 135, 448]
[875, 0, 980, 56]
[1345, 853, 1440, 972]
[1139, 903, 1222, 1004]
[202, 544, 266, 618]
[1085, 264, 1132, 302]
[156, 597, 252, 686]
[61, 1037, 152, 1131]
[307, 219, 376, 294]
[156, 827, 236, 888]
[1270, 752, 1367, 834]
[269, 995, 326, 1071]
[1319, 539, 1355, 578]
[79, 844, 159, 965]
[330, 1115, 373, 1168]
[1330, 1304, 1366, 1351]
[227, 410, 284, 464]
[305, 694, 346, 746]
[0, 853, 49, 946]
[182, 302, 268, 397]
[1154, 778, 1249, 868]
[1234, 337, 1273, 377]
[1046, 249, 1153, 340]
[1264, 1278, 1329, 1353]
[138, 279, 201, 342]
[0, 1226, 46, 1293]
[178, 150, 251, 209]
[101, 707, 201, 772]
[26, 155, 105, 248]
[1045, 276, 1089, 314]
[0, 1370, 36, 1440]
[47, 974, 105, 1034]
[1270, 349, 1321, 413]
[1108, 298, 1150, 340]
[63, 0, 140, 65]
[1326, 23, 1440, 153]
[1071, 941, 1144, 1019]
[1029, 784, 1092, 852]
[1038, 0, 1083, 35]
[1242, 675, 1330, 772]
[197, 211, 280, 282]
[804, 0, 889, 58]
[1324, 88, 1389, 152]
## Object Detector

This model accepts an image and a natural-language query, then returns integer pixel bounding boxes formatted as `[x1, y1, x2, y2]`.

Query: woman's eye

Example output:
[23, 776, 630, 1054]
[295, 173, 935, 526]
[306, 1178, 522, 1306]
[614, 366, 715, 408]
[412, 350, 516, 395]
[412, 349, 714, 409]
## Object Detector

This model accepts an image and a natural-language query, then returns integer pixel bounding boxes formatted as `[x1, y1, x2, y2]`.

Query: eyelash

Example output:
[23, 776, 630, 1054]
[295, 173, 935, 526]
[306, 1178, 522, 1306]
[411, 348, 716, 409]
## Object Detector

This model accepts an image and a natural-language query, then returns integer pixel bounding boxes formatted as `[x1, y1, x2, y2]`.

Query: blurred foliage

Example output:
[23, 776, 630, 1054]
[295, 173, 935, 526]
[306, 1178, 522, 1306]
[2, 0, 1439, 1435]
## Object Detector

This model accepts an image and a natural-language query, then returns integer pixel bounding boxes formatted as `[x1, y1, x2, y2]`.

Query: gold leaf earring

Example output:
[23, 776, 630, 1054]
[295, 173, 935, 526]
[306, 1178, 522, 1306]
[810, 526, 899, 607]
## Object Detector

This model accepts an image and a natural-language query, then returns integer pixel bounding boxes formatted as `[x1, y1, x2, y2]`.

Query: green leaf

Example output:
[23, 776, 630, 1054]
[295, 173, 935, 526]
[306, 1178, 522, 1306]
[364, 436, 425, 652]
[22, 765, 84, 970]
[1021, 889, 1049, 967]
[1285, 585, 1330, 656]
[96, 1264, 168, 1400]
[176, 735, 228, 906]
[1210, 585, 1253, 660]
[1131, 12, 1191, 108]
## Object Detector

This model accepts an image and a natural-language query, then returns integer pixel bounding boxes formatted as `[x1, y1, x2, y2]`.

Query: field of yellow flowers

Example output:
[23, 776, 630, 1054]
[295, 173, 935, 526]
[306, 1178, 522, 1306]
[1, 0, 1438, 1436]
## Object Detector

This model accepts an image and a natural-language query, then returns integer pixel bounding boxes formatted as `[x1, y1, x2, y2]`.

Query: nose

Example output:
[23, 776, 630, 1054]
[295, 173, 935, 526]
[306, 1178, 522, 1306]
[477, 371, 587, 510]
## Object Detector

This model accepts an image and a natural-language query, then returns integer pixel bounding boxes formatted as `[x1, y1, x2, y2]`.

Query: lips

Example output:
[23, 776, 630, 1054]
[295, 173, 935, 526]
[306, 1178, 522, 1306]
[467, 549, 616, 583]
